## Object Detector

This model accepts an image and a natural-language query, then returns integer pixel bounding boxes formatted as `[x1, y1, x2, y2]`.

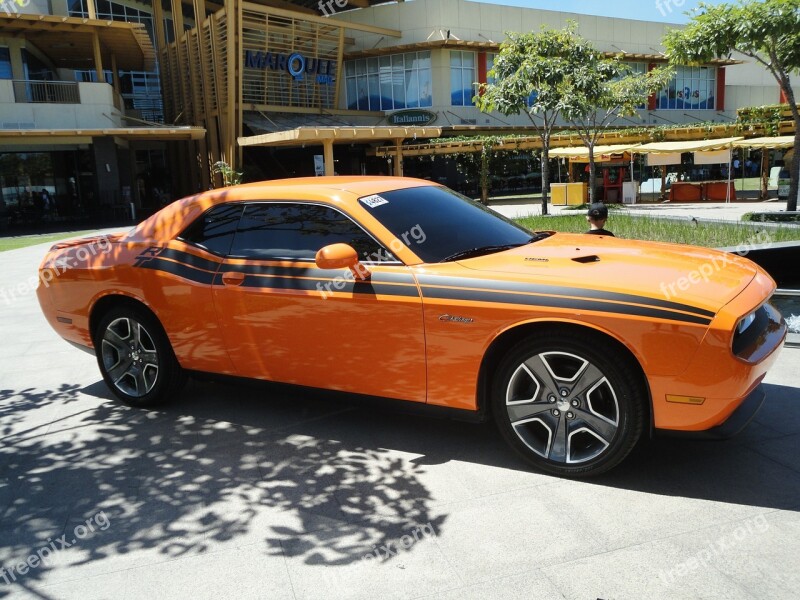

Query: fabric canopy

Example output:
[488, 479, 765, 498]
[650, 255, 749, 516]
[635, 137, 744, 154]
[549, 143, 641, 158]
[731, 136, 796, 149]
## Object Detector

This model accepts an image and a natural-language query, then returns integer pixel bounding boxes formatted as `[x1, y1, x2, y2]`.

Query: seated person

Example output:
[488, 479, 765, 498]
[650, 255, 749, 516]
[585, 203, 614, 236]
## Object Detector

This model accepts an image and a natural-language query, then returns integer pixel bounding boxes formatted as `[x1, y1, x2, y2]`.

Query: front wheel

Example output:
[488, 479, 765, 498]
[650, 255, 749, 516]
[94, 305, 186, 406]
[492, 332, 645, 477]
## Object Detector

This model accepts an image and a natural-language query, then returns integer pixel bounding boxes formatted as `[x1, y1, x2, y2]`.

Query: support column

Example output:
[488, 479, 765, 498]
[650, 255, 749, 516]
[86, 0, 97, 19]
[393, 138, 404, 177]
[323, 139, 335, 176]
[92, 32, 104, 82]
[110, 54, 120, 95]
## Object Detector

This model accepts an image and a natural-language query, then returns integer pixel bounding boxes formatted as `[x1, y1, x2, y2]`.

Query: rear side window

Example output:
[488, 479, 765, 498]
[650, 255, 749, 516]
[179, 204, 243, 255]
[229, 203, 391, 261]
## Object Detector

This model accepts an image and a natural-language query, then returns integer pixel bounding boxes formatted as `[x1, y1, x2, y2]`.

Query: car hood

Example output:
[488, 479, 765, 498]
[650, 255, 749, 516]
[453, 233, 758, 315]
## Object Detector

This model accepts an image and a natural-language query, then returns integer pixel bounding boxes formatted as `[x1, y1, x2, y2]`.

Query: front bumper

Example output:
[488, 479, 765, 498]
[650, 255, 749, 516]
[655, 383, 766, 440]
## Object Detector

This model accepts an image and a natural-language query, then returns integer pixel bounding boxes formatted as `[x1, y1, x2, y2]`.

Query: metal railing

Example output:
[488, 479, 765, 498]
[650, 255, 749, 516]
[12, 80, 81, 104]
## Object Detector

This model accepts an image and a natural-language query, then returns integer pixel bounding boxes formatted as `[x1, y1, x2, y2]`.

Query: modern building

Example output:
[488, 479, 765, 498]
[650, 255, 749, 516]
[1, 0, 794, 229]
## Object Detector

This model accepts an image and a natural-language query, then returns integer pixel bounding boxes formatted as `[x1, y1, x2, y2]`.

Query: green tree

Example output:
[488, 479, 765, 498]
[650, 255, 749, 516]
[663, 0, 800, 210]
[559, 53, 674, 203]
[476, 23, 586, 214]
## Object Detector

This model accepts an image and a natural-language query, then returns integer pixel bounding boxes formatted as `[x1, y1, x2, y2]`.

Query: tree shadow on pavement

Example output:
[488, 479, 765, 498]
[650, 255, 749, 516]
[1, 378, 798, 596]
[0, 379, 453, 596]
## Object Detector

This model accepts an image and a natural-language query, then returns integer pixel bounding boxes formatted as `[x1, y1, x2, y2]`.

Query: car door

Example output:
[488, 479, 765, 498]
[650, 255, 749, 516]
[211, 201, 427, 403]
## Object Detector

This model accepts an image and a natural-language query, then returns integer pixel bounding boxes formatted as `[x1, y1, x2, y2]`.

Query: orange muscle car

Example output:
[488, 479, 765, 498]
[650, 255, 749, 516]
[37, 177, 786, 476]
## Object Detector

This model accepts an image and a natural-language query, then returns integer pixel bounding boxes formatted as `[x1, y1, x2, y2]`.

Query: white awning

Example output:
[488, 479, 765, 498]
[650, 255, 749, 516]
[731, 136, 796, 149]
[549, 143, 641, 158]
[635, 137, 744, 154]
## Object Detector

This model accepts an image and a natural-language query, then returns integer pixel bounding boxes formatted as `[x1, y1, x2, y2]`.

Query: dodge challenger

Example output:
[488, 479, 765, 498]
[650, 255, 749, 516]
[37, 177, 786, 476]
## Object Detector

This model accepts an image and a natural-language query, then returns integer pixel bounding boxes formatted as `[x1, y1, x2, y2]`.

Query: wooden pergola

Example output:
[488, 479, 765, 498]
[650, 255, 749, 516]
[238, 126, 443, 175]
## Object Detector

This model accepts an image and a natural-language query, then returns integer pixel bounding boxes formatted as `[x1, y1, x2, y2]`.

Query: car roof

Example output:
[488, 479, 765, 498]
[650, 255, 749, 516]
[125, 176, 436, 242]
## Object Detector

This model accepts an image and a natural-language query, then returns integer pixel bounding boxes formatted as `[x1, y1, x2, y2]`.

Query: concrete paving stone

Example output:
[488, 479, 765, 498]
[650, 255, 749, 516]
[541, 537, 758, 600]
[747, 433, 800, 477]
[706, 509, 800, 599]
[18, 568, 129, 600]
[430, 483, 608, 585]
[416, 571, 567, 600]
[117, 544, 294, 600]
[751, 383, 800, 436]
[282, 523, 460, 600]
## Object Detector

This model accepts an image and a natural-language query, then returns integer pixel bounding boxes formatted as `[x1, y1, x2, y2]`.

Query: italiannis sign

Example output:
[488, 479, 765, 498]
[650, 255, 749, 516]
[387, 110, 437, 126]
[244, 50, 336, 85]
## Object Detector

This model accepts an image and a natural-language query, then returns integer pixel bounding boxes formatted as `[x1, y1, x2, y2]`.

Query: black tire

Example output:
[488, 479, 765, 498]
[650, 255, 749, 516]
[491, 330, 645, 477]
[93, 304, 186, 407]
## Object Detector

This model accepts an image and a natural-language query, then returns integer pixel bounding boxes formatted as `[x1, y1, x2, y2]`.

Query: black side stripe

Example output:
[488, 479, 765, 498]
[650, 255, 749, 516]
[421, 286, 712, 325]
[138, 258, 217, 285]
[231, 275, 420, 297]
[158, 248, 221, 272]
[417, 275, 716, 319]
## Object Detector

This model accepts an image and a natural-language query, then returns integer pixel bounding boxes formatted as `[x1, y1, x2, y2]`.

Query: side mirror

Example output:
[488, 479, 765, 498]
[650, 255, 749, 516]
[315, 243, 371, 281]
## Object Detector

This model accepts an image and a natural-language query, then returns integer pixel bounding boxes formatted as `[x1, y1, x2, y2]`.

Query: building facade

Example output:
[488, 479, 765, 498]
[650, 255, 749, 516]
[2, 0, 794, 228]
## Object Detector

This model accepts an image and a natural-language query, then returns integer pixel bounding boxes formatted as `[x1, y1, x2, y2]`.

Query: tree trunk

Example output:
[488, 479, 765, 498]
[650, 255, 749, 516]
[588, 145, 596, 204]
[480, 150, 490, 205]
[541, 145, 550, 216]
[781, 83, 799, 212]
[760, 149, 769, 201]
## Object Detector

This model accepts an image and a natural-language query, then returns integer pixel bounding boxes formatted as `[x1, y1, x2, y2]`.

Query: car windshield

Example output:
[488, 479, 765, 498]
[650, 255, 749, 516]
[358, 185, 547, 263]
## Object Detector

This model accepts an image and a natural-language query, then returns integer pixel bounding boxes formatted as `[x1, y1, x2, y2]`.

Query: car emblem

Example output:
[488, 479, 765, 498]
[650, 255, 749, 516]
[439, 314, 474, 324]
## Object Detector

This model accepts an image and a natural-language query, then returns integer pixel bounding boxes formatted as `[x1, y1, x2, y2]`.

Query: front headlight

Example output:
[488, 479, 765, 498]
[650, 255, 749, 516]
[737, 311, 758, 335]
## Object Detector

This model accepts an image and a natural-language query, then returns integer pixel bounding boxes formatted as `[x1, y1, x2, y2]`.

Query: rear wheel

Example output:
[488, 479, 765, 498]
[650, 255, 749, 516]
[492, 332, 645, 477]
[94, 305, 185, 406]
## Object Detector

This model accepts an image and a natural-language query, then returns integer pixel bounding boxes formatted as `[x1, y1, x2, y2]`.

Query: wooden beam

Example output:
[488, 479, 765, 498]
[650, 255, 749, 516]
[86, 0, 97, 20]
[393, 137, 403, 176]
[323, 138, 335, 176]
[241, 2, 402, 37]
[193, 0, 207, 22]
[152, 0, 167, 52]
[91, 31, 104, 81]
[170, 0, 185, 43]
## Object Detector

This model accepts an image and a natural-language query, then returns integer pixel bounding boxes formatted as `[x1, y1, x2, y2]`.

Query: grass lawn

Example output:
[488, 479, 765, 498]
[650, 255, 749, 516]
[0, 230, 99, 252]
[516, 213, 800, 247]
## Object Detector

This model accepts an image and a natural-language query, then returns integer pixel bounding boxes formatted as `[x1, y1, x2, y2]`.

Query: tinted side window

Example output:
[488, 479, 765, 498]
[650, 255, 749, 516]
[230, 203, 391, 261]
[180, 204, 243, 256]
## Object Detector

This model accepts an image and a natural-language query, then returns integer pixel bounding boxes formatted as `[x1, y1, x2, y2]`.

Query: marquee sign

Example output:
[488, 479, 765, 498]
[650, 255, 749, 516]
[387, 110, 437, 126]
[244, 50, 336, 85]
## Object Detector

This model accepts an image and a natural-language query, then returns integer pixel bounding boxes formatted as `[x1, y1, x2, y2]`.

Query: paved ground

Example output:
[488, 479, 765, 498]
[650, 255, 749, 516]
[1, 232, 799, 600]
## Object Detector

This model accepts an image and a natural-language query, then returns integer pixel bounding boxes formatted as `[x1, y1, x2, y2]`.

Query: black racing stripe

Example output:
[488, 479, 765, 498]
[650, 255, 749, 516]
[237, 275, 420, 297]
[417, 275, 716, 319]
[421, 286, 712, 325]
[223, 263, 416, 285]
[139, 258, 216, 285]
[159, 248, 221, 272]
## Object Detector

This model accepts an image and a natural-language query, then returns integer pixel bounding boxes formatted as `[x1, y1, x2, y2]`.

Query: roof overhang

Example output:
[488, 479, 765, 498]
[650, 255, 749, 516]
[0, 127, 206, 145]
[550, 143, 642, 159]
[732, 136, 796, 149]
[238, 126, 443, 147]
[0, 13, 156, 71]
[635, 137, 745, 154]
[344, 41, 741, 67]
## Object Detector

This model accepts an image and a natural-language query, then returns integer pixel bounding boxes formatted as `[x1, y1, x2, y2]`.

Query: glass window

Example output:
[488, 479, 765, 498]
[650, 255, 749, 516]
[358, 186, 535, 263]
[657, 65, 716, 110]
[450, 51, 476, 106]
[180, 204, 244, 256]
[0, 48, 11, 80]
[345, 51, 432, 111]
[229, 203, 391, 262]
